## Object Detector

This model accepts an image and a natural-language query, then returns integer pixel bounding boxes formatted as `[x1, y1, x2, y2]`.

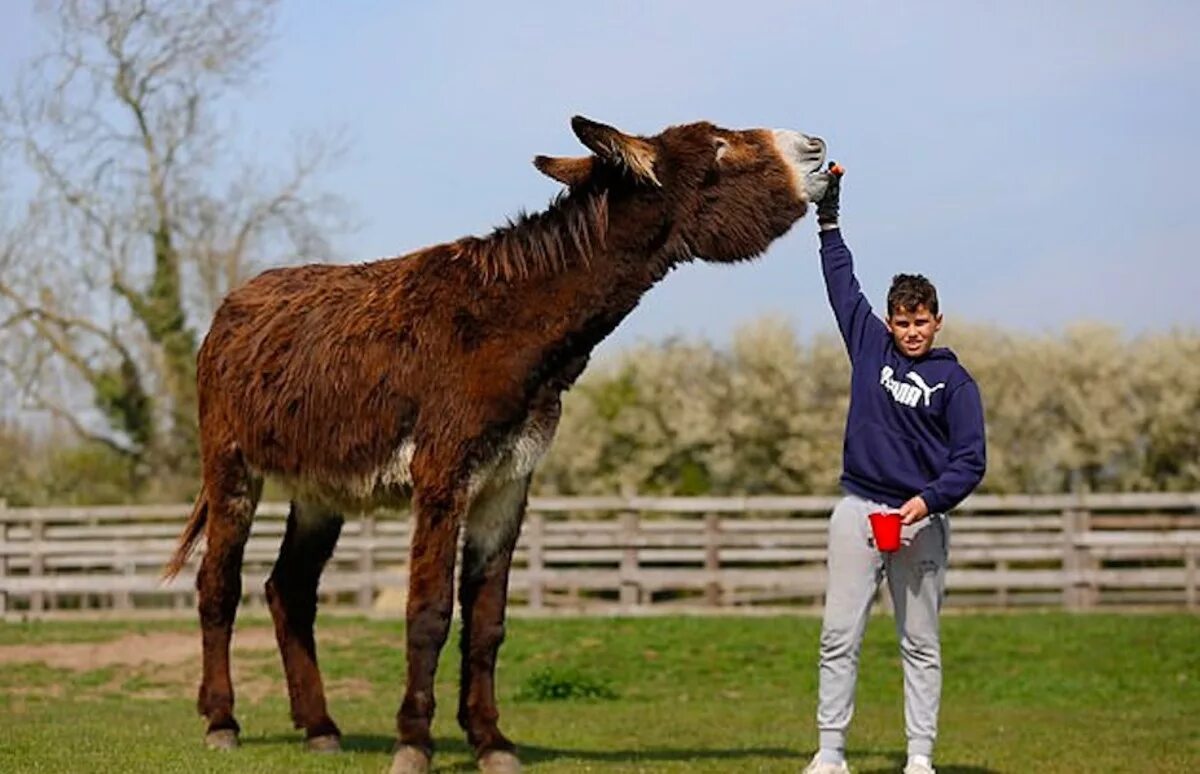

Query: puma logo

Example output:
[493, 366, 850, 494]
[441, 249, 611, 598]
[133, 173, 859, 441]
[880, 366, 946, 408]
[905, 371, 946, 407]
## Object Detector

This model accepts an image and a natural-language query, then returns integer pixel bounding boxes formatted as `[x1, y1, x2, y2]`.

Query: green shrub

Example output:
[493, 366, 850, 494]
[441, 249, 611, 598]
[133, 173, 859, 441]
[514, 666, 618, 702]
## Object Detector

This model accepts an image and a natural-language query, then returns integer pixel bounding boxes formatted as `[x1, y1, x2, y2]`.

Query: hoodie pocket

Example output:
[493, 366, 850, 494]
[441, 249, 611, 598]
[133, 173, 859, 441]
[844, 421, 934, 493]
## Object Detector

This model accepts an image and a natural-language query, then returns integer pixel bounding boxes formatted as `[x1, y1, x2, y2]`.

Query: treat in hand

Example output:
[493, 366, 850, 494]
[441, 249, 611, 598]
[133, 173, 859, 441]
[816, 161, 843, 225]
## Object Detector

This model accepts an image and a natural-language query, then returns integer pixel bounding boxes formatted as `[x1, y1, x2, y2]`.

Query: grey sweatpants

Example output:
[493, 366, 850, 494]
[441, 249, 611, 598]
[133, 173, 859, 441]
[817, 494, 949, 758]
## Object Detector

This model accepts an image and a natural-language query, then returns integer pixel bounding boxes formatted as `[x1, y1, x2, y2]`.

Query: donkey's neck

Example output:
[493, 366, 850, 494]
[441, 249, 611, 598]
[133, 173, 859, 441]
[431, 187, 691, 394]
[451, 190, 610, 283]
[489, 231, 689, 393]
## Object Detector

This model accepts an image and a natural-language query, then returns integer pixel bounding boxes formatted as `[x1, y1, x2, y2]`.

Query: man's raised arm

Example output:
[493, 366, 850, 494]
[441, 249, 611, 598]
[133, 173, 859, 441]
[816, 167, 886, 358]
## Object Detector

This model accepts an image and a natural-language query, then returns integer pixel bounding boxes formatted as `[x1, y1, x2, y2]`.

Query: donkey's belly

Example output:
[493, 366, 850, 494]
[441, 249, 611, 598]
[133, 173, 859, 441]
[272, 408, 558, 513]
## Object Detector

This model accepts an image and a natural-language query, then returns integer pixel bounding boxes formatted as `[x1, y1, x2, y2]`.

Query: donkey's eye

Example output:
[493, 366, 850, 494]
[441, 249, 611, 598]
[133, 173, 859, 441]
[714, 137, 731, 162]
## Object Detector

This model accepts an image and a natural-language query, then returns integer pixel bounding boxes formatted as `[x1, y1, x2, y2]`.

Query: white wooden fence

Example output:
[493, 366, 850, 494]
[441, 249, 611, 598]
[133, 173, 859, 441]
[1, 493, 1199, 617]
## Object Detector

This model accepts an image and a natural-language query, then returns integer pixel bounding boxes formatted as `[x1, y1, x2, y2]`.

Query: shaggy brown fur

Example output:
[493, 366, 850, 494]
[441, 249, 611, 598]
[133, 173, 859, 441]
[454, 190, 608, 283]
[164, 115, 825, 769]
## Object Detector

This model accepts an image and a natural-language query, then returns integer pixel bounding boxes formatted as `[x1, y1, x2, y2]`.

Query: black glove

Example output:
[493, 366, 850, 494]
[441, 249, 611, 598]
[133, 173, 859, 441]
[816, 161, 842, 227]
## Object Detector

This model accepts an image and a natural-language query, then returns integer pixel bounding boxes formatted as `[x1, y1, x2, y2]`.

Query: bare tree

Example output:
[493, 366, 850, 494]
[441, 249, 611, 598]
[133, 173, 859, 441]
[0, 0, 346, 489]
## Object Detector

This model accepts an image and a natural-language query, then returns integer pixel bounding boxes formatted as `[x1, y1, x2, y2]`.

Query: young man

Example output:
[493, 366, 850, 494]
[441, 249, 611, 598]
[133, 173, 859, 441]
[803, 166, 987, 774]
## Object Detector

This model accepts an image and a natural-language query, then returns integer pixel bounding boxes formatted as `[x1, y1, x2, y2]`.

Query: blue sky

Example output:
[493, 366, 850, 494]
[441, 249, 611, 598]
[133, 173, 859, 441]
[3, 1, 1198, 355]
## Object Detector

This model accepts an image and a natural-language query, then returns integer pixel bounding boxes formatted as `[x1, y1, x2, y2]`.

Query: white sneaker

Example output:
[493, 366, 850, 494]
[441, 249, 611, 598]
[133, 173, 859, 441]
[802, 752, 851, 773]
[903, 759, 935, 774]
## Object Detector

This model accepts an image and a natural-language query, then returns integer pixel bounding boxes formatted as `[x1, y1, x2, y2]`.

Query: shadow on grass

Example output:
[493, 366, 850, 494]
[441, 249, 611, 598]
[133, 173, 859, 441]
[515, 742, 798, 766]
[243, 736, 998, 772]
[240, 733, 399, 753]
[859, 768, 1000, 774]
[249, 733, 799, 767]
[853, 748, 1000, 774]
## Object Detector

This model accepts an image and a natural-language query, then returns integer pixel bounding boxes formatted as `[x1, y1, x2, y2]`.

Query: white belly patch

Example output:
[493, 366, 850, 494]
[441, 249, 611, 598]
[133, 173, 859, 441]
[370, 413, 554, 497]
[272, 410, 557, 513]
[470, 421, 555, 493]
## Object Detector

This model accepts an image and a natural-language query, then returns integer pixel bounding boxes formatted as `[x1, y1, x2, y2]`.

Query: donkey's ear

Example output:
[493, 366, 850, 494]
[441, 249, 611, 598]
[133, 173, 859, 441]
[533, 154, 595, 187]
[570, 115, 660, 186]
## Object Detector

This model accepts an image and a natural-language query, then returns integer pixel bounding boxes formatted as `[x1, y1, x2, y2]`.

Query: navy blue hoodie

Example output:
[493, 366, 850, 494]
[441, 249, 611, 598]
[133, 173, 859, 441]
[820, 228, 986, 513]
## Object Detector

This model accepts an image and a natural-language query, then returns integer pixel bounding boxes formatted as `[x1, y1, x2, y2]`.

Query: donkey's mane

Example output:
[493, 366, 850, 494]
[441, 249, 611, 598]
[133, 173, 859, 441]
[452, 190, 609, 283]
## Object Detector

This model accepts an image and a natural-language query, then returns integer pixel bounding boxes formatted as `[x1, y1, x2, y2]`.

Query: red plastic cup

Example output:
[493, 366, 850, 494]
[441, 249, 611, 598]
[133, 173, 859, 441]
[868, 511, 903, 552]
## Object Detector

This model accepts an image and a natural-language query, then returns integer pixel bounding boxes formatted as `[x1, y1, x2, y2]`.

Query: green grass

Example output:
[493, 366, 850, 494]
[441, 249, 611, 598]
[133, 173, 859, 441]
[1, 613, 1197, 772]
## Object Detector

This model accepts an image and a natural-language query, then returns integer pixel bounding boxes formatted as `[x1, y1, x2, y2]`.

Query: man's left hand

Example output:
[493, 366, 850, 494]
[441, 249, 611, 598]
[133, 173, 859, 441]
[898, 495, 929, 525]
[816, 161, 842, 228]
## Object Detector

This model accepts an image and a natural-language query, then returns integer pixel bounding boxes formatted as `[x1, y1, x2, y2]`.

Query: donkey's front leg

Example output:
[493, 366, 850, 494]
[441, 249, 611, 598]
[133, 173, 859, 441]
[391, 478, 467, 774]
[457, 476, 529, 774]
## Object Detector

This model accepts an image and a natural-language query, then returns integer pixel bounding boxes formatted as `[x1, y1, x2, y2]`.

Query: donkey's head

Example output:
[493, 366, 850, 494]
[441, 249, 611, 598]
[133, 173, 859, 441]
[535, 116, 827, 263]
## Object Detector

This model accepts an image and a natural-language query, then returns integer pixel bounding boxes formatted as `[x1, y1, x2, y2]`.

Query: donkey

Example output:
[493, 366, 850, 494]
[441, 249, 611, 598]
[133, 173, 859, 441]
[164, 116, 828, 774]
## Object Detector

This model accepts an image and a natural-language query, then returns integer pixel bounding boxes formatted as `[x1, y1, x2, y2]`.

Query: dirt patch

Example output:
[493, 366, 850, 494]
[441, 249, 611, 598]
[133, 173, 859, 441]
[327, 676, 375, 699]
[0, 628, 278, 671]
[0, 626, 386, 704]
[4, 684, 65, 699]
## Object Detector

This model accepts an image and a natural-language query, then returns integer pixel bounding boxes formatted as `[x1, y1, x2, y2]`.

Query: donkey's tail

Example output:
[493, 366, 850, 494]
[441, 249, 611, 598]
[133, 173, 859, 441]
[163, 493, 209, 581]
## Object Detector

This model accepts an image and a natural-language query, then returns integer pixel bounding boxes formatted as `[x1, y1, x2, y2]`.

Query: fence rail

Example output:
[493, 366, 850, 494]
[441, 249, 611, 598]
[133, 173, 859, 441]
[1, 493, 1199, 617]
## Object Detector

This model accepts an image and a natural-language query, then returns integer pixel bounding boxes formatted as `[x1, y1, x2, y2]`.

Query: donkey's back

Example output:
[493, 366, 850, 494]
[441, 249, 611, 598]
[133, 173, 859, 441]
[202, 259, 425, 499]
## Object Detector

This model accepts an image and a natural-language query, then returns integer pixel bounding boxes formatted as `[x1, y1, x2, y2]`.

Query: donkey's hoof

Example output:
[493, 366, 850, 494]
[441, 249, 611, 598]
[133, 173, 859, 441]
[479, 749, 522, 774]
[306, 733, 341, 753]
[204, 728, 239, 751]
[389, 745, 431, 774]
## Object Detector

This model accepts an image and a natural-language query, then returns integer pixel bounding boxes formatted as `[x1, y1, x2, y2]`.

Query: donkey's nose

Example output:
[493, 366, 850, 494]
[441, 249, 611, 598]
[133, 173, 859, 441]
[771, 130, 830, 203]
[772, 130, 827, 169]
[798, 134, 826, 159]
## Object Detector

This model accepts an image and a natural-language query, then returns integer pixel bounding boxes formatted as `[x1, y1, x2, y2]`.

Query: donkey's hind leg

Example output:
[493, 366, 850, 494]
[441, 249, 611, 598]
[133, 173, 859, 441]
[265, 501, 344, 751]
[196, 454, 262, 749]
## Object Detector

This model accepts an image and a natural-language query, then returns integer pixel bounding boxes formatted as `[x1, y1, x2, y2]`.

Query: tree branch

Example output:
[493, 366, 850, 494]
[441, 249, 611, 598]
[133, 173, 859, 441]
[27, 393, 137, 458]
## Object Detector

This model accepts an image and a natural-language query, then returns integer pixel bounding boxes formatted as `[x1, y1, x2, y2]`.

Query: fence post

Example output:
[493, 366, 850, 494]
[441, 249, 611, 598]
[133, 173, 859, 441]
[1186, 547, 1197, 612]
[30, 514, 45, 615]
[115, 543, 134, 611]
[1062, 499, 1080, 610]
[619, 510, 639, 609]
[358, 514, 376, 610]
[704, 513, 721, 606]
[1062, 488, 1095, 610]
[1080, 495, 1098, 608]
[0, 499, 7, 615]
[527, 511, 545, 611]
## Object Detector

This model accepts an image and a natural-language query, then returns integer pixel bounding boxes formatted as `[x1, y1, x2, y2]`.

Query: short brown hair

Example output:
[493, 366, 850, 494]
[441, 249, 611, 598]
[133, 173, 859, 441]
[887, 273, 939, 317]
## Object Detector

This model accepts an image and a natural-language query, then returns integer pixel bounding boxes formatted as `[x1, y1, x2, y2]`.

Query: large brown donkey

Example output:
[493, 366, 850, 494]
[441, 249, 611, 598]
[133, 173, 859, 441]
[164, 116, 828, 774]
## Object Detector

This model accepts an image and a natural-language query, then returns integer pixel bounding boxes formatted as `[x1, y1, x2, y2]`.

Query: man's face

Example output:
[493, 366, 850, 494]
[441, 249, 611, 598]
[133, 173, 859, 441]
[887, 304, 943, 358]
